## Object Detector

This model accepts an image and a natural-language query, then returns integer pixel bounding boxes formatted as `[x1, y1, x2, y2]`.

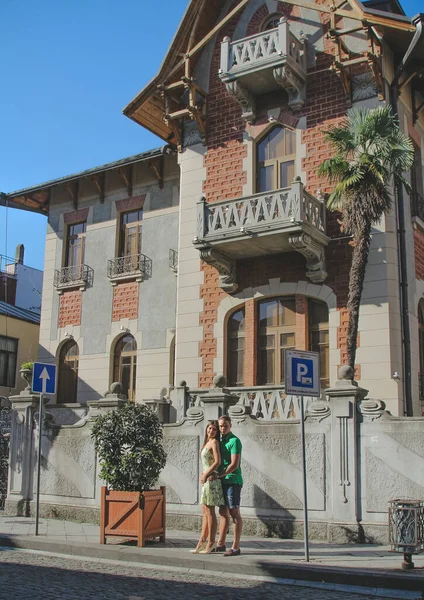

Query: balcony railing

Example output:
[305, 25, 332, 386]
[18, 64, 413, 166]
[411, 192, 424, 222]
[219, 18, 307, 116]
[187, 385, 330, 422]
[54, 264, 91, 291]
[107, 253, 151, 284]
[196, 180, 326, 242]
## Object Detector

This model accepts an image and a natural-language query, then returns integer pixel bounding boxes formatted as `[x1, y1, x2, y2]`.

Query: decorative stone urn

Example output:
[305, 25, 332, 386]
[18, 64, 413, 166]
[20, 364, 33, 392]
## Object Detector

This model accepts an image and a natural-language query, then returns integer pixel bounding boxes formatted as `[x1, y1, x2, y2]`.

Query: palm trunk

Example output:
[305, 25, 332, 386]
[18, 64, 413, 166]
[346, 221, 372, 370]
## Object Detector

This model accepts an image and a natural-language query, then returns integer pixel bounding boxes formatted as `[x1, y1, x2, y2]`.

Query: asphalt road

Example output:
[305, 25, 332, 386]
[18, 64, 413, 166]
[0, 547, 408, 600]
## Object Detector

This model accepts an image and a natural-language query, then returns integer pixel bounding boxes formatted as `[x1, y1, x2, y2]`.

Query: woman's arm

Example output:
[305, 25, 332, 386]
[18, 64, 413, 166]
[200, 441, 221, 483]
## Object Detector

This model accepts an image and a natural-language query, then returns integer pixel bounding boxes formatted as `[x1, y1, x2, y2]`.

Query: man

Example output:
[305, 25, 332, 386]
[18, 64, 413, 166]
[214, 415, 243, 556]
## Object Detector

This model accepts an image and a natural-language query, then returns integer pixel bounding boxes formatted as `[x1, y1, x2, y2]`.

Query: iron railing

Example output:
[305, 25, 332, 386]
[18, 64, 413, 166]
[411, 192, 424, 221]
[107, 253, 150, 281]
[169, 249, 178, 274]
[53, 264, 90, 289]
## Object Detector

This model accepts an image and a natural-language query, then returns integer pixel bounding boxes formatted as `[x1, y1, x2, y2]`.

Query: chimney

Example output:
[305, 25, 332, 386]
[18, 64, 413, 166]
[15, 243, 24, 265]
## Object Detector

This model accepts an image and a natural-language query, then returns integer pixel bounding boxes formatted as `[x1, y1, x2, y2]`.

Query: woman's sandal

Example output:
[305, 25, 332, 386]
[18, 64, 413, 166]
[190, 541, 208, 554]
[199, 542, 217, 554]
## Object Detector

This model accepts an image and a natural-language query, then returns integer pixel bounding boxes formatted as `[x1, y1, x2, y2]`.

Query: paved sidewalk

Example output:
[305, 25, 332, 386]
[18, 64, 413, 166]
[0, 516, 423, 596]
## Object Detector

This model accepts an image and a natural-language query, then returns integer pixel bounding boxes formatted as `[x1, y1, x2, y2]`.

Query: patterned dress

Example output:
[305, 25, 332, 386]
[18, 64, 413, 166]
[200, 446, 225, 506]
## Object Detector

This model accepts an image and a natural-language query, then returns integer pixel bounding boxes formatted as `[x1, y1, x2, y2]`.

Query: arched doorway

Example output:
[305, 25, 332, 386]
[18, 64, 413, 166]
[58, 340, 79, 403]
[113, 334, 137, 401]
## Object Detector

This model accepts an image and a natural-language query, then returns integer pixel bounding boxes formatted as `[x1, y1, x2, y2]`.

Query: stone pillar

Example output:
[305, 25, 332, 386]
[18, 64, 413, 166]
[144, 388, 170, 424]
[199, 375, 238, 421]
[169, 381, 189, 423]
[5, 393, 39, 515]
[326, 366, 368, 526]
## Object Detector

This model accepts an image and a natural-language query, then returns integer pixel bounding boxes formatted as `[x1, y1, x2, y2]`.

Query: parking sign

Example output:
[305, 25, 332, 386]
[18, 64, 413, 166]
[285, 350, 320, 397]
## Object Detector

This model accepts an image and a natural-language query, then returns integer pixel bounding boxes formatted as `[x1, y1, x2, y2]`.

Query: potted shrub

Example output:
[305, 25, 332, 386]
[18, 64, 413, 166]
[91, 401, 167, 547]
[20, 362, 34, 391]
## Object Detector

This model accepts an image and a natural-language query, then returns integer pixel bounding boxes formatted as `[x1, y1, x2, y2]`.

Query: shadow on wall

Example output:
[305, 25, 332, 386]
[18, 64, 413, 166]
[253, 485, 296, 539]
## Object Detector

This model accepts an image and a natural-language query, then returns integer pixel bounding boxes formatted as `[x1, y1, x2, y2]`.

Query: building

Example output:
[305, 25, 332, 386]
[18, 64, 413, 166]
[0, 245, 42, 314]
[3, 0, 424, 537]
[3, 149, 179, 404]
[2, 0, 424, 415]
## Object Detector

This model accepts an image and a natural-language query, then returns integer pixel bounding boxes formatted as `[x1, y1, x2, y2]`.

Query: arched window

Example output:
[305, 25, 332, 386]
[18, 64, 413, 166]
[227, 309, 245, 386]
[419, 301, 424, 400]
[256, 125, 296, 193]
[258, 297, 296, 385]
[262, 13, 283, 31]
[113, 334, 137, 401]
[309, 299, 329, 389]
[58, 340, 79, 404]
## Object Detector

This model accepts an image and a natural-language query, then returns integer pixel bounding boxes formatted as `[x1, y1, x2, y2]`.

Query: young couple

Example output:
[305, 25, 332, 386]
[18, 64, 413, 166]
[191, 415, 243, 556]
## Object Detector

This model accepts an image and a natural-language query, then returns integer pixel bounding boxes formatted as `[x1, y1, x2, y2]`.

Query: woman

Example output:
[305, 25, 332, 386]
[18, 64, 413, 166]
[190, 420, 225, 554]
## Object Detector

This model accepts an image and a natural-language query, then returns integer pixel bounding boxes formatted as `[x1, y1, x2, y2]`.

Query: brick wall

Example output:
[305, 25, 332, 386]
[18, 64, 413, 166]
[198, 2, 364, 386]
[414, 229, 424, 280]
[112, 282, 139, 321]
[58, 291, 82, 328]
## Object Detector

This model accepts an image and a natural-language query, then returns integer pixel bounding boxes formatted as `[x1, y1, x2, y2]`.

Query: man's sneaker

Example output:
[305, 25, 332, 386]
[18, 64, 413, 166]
[214, 544, 226, 553]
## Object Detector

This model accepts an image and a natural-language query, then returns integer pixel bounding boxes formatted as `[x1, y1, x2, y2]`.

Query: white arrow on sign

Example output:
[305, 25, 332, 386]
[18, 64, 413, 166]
[39, 367, 50, 394]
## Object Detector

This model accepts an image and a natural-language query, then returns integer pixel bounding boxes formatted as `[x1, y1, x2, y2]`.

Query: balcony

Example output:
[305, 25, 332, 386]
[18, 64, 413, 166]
[219, 18, 307, 122]
[194, 178, 328, 292]
[54, 264, 91, 293]
[107, 253, 151, 285]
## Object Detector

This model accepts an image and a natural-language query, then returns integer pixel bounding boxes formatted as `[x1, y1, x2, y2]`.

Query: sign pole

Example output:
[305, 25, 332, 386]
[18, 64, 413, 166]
[35, 391, 44, 536]
[300, 394, 309, 562]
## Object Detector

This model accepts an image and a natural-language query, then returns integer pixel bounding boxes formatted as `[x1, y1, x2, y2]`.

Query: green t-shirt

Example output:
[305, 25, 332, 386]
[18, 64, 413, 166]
[220, 432, 243, 485]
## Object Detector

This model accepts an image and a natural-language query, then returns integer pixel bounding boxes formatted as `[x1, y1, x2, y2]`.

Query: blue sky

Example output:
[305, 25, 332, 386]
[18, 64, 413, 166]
[0, 0, 422, 270]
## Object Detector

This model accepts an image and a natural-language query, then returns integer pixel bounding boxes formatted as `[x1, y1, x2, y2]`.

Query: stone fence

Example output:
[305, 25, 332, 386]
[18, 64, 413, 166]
[5, 368, 424, 543]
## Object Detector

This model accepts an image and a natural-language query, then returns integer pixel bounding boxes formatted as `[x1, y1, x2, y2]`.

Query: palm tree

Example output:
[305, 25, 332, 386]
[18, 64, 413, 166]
[318, 105, 414, 371]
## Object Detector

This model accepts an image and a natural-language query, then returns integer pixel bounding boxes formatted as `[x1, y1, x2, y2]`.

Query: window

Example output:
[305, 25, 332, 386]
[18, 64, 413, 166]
[113, 334, 137, 401]
[258, 298, 296, 385]
[0, 335, 18, 388]
[58, 340, 79, 403]
[120, 210, 143, 258]
[227, 309, 245, 386]
[256, 126, 296, 193]
[66, 222, 86, 268]
[262, 13, 283, 31]
[309, 299, 329, 389]
[419, 301, 424, 400]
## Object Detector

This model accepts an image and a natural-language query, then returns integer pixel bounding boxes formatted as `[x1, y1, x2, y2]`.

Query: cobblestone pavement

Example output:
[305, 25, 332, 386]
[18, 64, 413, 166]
[0, 548, 406, 600]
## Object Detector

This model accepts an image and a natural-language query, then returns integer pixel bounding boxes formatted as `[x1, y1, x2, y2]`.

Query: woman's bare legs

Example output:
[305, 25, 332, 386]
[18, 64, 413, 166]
[204, 505, 217, 552]
[194, 504, 209, 550]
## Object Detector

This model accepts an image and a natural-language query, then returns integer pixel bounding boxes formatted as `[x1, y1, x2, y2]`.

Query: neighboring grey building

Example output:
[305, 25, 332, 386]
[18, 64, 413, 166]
[4, 147, 180, 404]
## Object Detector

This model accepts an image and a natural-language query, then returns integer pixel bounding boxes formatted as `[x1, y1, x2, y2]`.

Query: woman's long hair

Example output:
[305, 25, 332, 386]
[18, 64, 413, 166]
[202, 420, 220, 450]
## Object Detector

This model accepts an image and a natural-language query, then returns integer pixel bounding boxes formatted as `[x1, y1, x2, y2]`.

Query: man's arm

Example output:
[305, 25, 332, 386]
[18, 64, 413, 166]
[218, 453, 240, 478]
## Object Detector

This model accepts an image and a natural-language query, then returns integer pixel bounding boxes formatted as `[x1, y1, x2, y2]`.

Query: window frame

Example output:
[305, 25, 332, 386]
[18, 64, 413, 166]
[308, 299, 330, 389]
[0, 335, 18, 388]
[119, 209, 143, 259]
[113, 334, 137, 401]
[227, 308, 246, 387]
[255, 125, 296, 194]
[261, 13, 284, 32]
[65, 221, 86, 268]
[418, 301, 424, 401]
[57, 339, 79, 404]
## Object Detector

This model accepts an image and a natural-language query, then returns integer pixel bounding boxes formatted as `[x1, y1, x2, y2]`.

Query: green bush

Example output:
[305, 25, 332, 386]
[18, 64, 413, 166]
[20, 362, 34, 371]
[91, 402, 166, 493]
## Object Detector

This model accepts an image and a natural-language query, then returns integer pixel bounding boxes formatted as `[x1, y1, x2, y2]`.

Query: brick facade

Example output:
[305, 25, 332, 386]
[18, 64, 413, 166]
[198, 2, 361, 387]
[58, 291, 82, 328]
[112, 281, 139, 321]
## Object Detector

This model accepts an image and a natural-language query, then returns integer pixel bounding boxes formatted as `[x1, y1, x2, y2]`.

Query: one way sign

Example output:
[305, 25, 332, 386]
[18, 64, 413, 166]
[32, 362, 57, 395]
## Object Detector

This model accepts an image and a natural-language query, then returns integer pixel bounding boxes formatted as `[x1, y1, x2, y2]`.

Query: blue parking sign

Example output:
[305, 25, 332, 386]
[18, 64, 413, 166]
[285, 350, 320, 397]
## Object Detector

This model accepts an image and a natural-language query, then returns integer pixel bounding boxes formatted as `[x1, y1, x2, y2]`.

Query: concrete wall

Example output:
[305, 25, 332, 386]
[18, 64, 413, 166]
[14, 264, 43, 314]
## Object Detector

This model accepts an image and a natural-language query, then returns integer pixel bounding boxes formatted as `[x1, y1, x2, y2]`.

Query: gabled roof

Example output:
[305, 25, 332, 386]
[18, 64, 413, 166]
[123, 0, 418, 143]
[1, 145, 171, 216]
[0, 301, 40, 325]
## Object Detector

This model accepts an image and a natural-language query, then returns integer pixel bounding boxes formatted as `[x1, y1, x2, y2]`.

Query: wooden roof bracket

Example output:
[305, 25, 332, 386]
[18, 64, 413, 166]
[118, 165, 134, 197]
[91, 172, 106, 204]
[412, 79, 424, 124]
[66, 180, 80, 210]
[149, 156, 164, 189]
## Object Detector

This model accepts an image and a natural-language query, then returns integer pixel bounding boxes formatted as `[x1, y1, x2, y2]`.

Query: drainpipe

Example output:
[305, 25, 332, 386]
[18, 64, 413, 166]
[390, 14, 424, 416]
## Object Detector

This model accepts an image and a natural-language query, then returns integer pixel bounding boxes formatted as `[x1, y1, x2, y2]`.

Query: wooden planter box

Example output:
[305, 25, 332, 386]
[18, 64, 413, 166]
[100, 486, 166, 547]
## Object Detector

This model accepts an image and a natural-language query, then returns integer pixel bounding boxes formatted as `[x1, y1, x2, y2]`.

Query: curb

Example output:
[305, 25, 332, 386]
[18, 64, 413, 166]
[0, 534, 423, 596]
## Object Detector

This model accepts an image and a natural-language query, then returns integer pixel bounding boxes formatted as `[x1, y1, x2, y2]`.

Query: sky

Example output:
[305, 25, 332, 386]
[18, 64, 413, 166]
[0, 0, 422, 271]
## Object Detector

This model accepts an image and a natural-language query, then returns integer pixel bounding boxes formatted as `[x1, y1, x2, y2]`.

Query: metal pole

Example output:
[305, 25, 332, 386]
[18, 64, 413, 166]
[35, 393, 43, 536]
[300, 395, 310, 562]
